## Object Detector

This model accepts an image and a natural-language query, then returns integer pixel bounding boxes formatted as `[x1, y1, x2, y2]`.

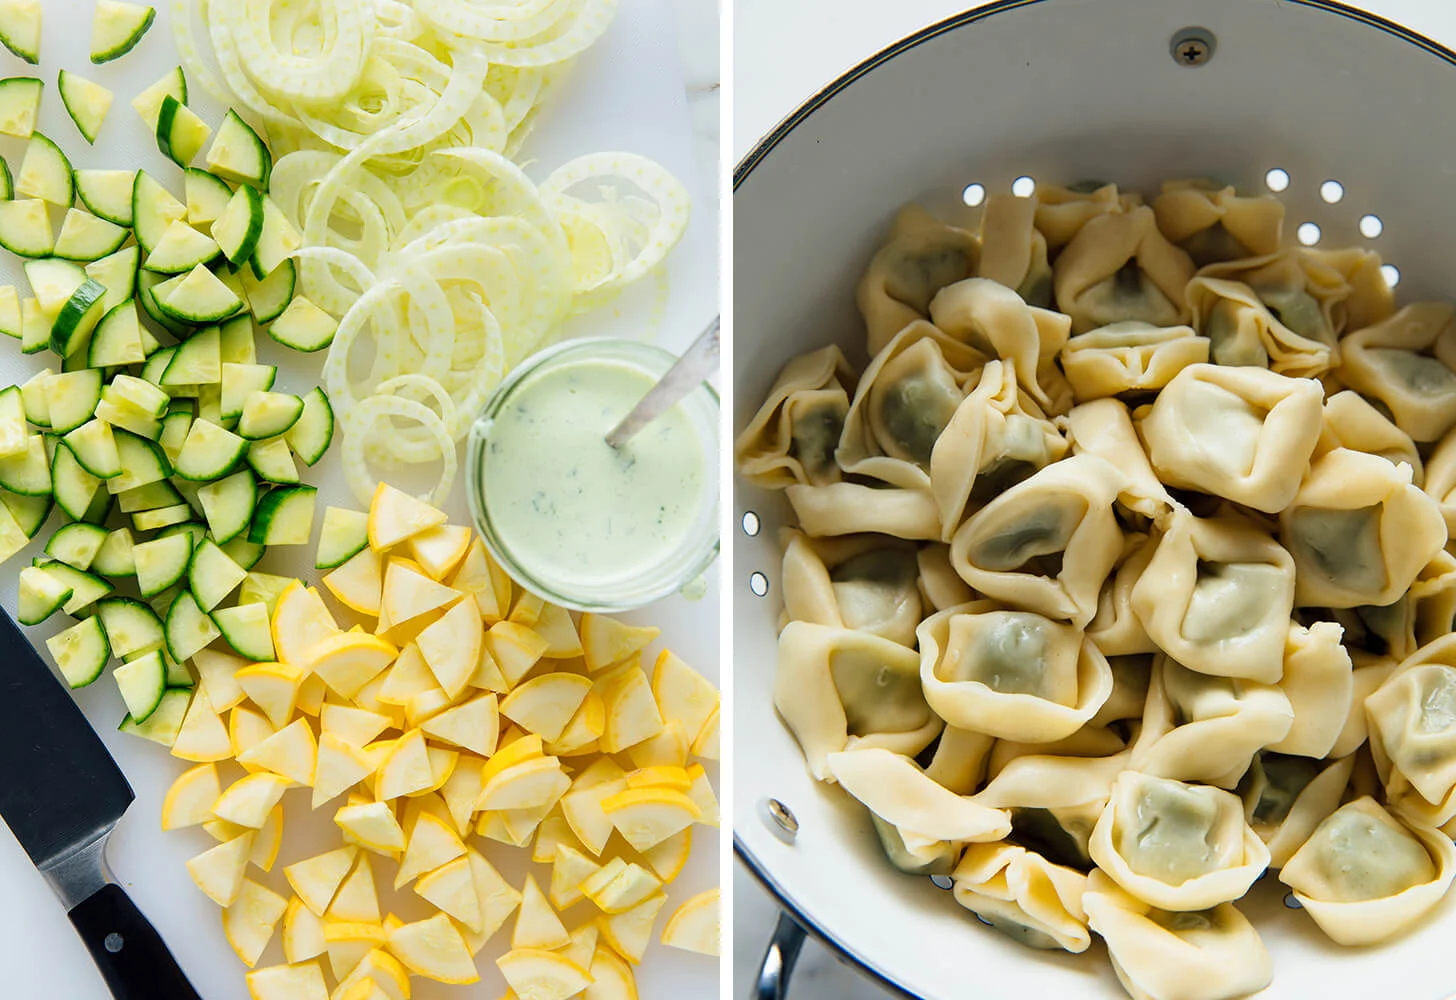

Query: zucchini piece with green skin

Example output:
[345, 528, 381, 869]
[157, 520, 205, 549]
[18, 368, 49, 427]
[91, 528, 135, 578]
[250, 196, 299, 278]
[85, 245, 138, 311]
[50, 441, 98, 519]
[134, 532, 192, 598]
[0, 158, 9, 199]
[74, 169, 135, 226]
[161, 325, 220, 385]
[206, 111, 271, 189]
[18, 564, 71, 624]
[108, 374, 169, 418]
[174, 419, 245, 481]
[316, 506, 369, 569]
[64, 419, 122, 479]
[0, 384, 25, 457]
[195, 383, 222, 425]
[2, 488, 51, 537]
[23, 258, 84, 316]
[285, 387, 334, 465]
[211, 602, 274, 660]
[219, 363, 275, 421]
[15, 133, 72, 206]
[142, 220, 218, 273]
[94, 398, 161, 440]
[197, 468, 255, 544]
[53, 209, 128, 262]
[134, 271, 189, 338]
[114, 650, 165, 723]
[132, 502, 191, 531]
[96, 596, 163, 658]
[220, 537, 264, 571]
[238, 391, 302, 440]
[0, 0, 41, 65]
[131, 66, 185, 132]
[248, 484, 315, 546]
[79, 474, 113, 525]
[218, 316, 255, 365]
[155, 94, 209, 167]
[211, 185, 263, 266]
[0, 493, 28, 562]
[0, 286, 20, 339]
[0, 76, 41, 138]
[246, 437, 298, 484]
[158, 408, 191, 464]
[0, 434, 49, 495]
[44, 369, 102, 435]
[106, 428, 170, 493]
[47, 617, 111, 689]
[119, 686, 189, 744]
[184, 168, 232, 228]
[116, 478, 181, 512]
[91, 1, 155, 64]
[240, 258, 293, 324]
[153, 265, 242, 324]
[36, 561, 112, 615]
[189, 538, 246, 612]
[57, 71, 112, 145]
[51, 278, 108, 358]
[132, 170, 186, 255]
[0, 199, 53, 258]
[44, 521, 108, 570]
[88, 302, 147, 367]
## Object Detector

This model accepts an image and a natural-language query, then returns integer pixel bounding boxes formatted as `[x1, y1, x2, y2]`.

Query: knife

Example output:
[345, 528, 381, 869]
[0, 608, 201, 1000]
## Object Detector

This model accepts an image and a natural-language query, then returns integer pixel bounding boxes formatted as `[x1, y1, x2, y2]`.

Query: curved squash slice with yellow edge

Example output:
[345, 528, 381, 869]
[496, 948, 592, 1000]
[600, 788, 702, 852]
[651, 650, 719, 748]
[580, 858, 662, 914]
[324, 546, 383, 616]
[661, 887, 720, 956]
[172, 685, 233, 762]
[251, 805, 284, 871]
[381, 559, 461, 628]
[230, 704, 277, 760]
[378, 642, 436, 706]
[284, 845, 358, 917]
[598, 665, 665, 754]
[414, 598, 482, 698]
[587, 945, 639, 1000]
[385, 911, 480, 984]
[500, 672, 592, 743]
[312, 732, 378, 808]
[546, 693, 607, 758]
[548, 843, 601, 910]
[282, 896, 327, 964]
[407, 522, 472, 580]
[192, 647, 247, 713]
[599, 892, 668, 965]
[640, 827, 693, 884]
[466, 848, 522, 945]
[626, 721, 689, 769]
[333, 949, 410, 1000]
[235, 660, 305, 728]
[625, 766, 693, 792]
[237, 717, 317, 786]
[368, 482, 447, 551]
[479, 756, 570, 812]
[414, 855, 482, 933]
[533, 812, 588, 864]
[448, 538, 506, 621]
[421, 691, 499, 757]
[691, 706, 720, 761]
[320, 703, 391, 748]
[271, 580, 340, 665]
[560, 761, 627, 856]
[186, 831, 253, 906]
[580, 614, 660, 672]
[533, 602, 582, 658]
[395, 810, 465, 889]
[512, 873, 569, 950]
[213, 772, 291, 829]
[222, 878, 289, 967]
[561, 922, 599, 974]
[322, 920, 387, 949]
[478, 733, 544, 786]
[244, 961, 329, 1000]
[328, 855, 379, 924]
[685, 764, 720, 826]
[304, 631, 396, 700]
[484, 620, 550, 687]
[161, 761, 221, 829]
[334, 800, 406, 855]
[377, 728, 434, 800]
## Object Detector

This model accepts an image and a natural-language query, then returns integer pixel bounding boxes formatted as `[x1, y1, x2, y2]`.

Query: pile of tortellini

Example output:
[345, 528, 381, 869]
[735, 180, 1456, 1000]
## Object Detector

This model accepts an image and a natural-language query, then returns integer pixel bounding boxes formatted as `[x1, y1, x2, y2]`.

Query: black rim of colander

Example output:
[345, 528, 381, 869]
[732, 1, 1456, 997]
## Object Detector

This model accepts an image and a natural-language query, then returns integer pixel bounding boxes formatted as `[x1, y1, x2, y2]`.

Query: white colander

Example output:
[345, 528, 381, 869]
[733, 1, 1456, 997]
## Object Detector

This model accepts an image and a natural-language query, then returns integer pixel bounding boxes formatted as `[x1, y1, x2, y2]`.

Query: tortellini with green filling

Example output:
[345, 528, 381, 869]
[977, 193, 1053, 307]
[952, 841, 1091, 953]
[1033, 181, 1132, 251]
[918, 602, 1113, 742]
[785, 481, 943, 540]
[857, 205, 979, 355]
[1338, 302, 1456, 442]
[1186, 275, 1333, 376]
[1064, 399, 1173, 519]
[1059, 321, 1208, 402]
[1238, 752, 1354, 868]
[1087, 533, 1160, 657]
[1318, 388, 1424, 483]
[1268, 621, 1352, 758]
[1053, 206, 1195, 334]
[1089, 772, 1269, 912]
[1365, 644, 1456, 826]
[975, 748, 1131, 871]
[827, 747, 1010, 844]
[1279, 796, 1456, 945]
[1083, 870, 1273, 1000]
[735, 344, 857, 488]
[779, 531, 923, 647]
[929, 277, 1069, 410]
[1150, 180, 1284, 267]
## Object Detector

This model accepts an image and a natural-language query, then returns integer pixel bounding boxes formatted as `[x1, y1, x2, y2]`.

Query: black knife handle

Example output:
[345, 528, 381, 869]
[68, 883, 202, 1000]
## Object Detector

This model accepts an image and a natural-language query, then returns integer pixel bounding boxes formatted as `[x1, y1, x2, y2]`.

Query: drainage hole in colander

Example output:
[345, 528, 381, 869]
[1284, 892, 1303, 910]
[741, 511, 761, 536]
[930, 875, 954, 891]
[1297, 222, 1321, 246]
[1361, 214, 1384, 238]
[1382, 264, 1401, 287]
[961, 183, 986, 207]
[1265, 168, 1290, 192]
[750, 571, 770, 597]
[1320, 180, 1344, 204]
[1011, 175, 1036, 198]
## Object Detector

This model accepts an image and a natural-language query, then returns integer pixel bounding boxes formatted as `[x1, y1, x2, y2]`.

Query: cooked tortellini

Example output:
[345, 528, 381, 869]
[1279, 797, 1456, 945]
[741, 179, 1456, 999]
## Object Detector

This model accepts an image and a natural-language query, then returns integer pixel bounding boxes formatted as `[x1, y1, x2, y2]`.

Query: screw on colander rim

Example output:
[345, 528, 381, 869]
[1170, 27, 1216, 66]
[761, 798, 800, 842]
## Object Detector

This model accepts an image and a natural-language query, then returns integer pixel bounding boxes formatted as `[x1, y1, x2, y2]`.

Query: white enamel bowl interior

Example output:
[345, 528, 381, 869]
[733, 1, 1456, 997]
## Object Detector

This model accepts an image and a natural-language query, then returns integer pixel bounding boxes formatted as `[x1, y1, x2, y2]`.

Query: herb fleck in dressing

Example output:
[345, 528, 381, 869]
[480, 357, 705, 591]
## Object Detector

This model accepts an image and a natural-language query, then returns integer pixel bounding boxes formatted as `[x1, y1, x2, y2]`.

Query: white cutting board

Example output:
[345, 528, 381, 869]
[0, 1, 720, 998]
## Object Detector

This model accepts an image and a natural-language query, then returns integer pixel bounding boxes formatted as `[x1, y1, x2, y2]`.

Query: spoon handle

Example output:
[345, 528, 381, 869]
[606, 316, 720, 449]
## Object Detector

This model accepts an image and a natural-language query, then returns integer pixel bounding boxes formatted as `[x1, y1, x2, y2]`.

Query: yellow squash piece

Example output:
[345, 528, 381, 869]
[319, 703, 392, 747]
[415, 598, 484, 698]
[662, 887, 720, 956]
[378, 642, 437, 706]
[685, 764, 720, 826]
[395, 809, 465, 889]
[560, 760, 627, 856]
[596, 664, 666, 755]
[377, 728, 434, 800]
[271, 581, 340, 665]
[407, 522, 472, 580]
[466, 847, 523, 947]
[415, 854, 483, 932]
[448, 537, 506, 621]
[328, 854, 380, 923]
[213, 772, 292, 828]
[496, 949, 592, 1000]
[598, 893, 668, 965]
[368, 482, 448, 551]
[626, 720, 688, 769]
[640, 827, 693, 884]
[334, 800, 406, 855]
[534, 603, 583, 658]
[245, 961, 328, 1000]
[581, 859, 661, 914]
[251, 805, 284, 871]
[172, 685, 233, 762]
[283, 896, 326, 964]
[626, 766, 693, 792]
[692, 706, 719, 760]
[304, 632, 397, 700]
[561, 922, 600, 974]
[235, 661, 306, 729]
[512, 873, 570, 951]
[284, 845, 358, 917]
[439, 755, 485, 835]
[385, 911, 480, 984]
[586, 945, 639, 1000]
[381, 559, 462, 628]
[223, 878, 289, 967]
[478, 756, 570, 812]
[161, 762, 221, 830]
[238, 717, 318, 786]
[186, 832, 254, 906]
[580, 614, 660, 672]
[324, 547, 384, 616]
[549, 843, 602, 910]
[600, 787, 702, 852]
[533, 811, 589, 864]
[546, 693, 607, 758]
[650, 650, 719, 747]
[333, 949, 410, 1000]
[421, 691, 499, 757]
[194, 647, 249, 712]
[483, 621, 549, 686]
[230, 705, 278, 760]
[312, 732, 377, 808]
[500, 672, 592, 743]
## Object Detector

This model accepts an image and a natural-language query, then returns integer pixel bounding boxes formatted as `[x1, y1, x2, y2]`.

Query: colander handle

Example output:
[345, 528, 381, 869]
[755, 911, 807, 1000]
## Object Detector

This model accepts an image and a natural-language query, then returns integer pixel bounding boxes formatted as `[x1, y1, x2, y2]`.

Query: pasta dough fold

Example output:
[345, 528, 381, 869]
[1150, 180, 1283, 266]
[858, 205, 980, 355]
[1337, 302, 1456, 442]
[778, 531, 922, 647]
[952, 842, 1091, 953]
[1053, 206, 1195, 334]
[1059, 321, 1208, 402]
[735, 344, 856, 488]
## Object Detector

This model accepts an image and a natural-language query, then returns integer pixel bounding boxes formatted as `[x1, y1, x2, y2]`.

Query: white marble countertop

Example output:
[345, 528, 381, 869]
[669, 0, 720, 232]
[730, 1, 1456, 998]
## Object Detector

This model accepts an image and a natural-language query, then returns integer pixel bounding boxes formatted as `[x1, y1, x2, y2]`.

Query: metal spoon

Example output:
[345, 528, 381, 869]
[606, 316, 720, 448]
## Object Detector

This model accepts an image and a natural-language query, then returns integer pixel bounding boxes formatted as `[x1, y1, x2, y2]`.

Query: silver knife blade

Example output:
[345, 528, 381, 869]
[0, 608, 133, 903]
